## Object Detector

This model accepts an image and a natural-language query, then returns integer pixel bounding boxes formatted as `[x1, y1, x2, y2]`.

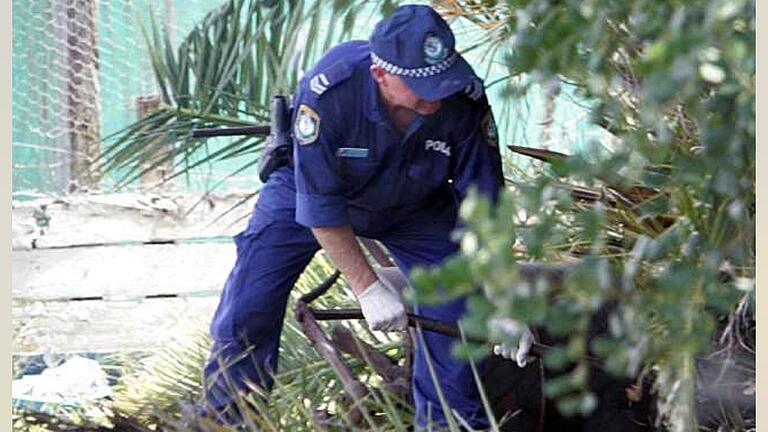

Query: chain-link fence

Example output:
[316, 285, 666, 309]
[13, 1, 604, 198]
[12, 0, 217, 198]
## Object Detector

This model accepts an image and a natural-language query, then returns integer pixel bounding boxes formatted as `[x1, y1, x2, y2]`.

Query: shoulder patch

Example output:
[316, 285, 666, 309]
[464, 78, 485, 101]
[295, 104, 321, 145]
[308, 60, 353, 97]
[481, 110, 499, 148]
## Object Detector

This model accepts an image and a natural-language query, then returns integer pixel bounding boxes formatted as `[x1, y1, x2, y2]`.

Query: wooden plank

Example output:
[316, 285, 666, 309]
[66, 0, 101, 192]
[13, 296, 218, 354]
[12, 192, 258, 250]
[12, 192, 260, 354]
[12, 242, 235, 300]
[12, 241, 236, 354]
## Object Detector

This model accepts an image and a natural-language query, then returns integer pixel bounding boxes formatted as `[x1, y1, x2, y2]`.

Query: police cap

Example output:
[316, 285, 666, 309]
[369, 4, 478, 101]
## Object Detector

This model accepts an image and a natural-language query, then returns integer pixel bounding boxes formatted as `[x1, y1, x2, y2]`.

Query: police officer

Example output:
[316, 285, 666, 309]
[204, 4, 504, 429]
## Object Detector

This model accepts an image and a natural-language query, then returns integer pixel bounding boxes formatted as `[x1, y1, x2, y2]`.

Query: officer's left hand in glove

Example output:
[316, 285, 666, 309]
[493, 327, 535, 367]
[357, 266, 409, 332]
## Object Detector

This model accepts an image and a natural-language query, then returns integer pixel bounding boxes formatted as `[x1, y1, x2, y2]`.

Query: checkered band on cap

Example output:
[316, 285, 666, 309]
[371, 52, 458, 78]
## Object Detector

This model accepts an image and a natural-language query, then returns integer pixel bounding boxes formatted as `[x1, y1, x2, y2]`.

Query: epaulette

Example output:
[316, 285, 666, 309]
[307, 60, 353, 98]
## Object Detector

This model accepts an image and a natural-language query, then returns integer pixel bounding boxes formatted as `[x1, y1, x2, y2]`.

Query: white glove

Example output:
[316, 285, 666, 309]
[358, 268, 408, 332]
[493, 327, 535, 367]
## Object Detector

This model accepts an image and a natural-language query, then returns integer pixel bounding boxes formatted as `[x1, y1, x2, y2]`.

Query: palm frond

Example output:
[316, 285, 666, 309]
[103, 0, 389, 190]
[109, 254, 413, 431]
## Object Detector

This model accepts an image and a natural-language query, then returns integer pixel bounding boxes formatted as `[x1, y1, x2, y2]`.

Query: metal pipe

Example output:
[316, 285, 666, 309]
[308, 307, 608, 367]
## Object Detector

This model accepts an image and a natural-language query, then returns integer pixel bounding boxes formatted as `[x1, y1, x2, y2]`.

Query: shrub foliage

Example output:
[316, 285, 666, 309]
[416, 0, 755, 429]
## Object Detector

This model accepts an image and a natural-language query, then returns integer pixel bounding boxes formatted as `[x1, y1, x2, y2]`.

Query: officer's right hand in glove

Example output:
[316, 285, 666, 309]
[357, 266, 409, 332]
[493, 327, 535, 367]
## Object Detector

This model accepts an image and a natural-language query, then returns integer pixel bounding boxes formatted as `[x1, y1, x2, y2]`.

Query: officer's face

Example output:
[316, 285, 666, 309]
[371, 66, 442, 116]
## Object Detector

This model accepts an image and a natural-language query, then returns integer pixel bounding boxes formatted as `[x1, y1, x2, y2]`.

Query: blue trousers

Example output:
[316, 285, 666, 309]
[204, 167, 488, 428]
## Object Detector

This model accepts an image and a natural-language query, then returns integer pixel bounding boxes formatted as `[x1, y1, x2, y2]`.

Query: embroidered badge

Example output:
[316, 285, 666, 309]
[464, 78, 484, 101]
[336, 147, 369, 158]
[481, 111, 499, 148]
[425, 139, 451, 157]
[295, 104, 320, 145]
[423, 33, 449, 65]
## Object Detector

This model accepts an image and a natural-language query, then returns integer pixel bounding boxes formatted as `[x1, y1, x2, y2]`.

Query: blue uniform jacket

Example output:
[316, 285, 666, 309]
[291, 40, 503, 234]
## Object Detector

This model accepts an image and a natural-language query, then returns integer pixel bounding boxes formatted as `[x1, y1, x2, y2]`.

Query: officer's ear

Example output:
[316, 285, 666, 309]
[370, 64, 388, 86]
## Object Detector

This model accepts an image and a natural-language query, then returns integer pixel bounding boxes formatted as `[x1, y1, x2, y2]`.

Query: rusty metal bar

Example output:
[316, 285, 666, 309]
[294, 301, 368, 426]
[359, 238, 394, 267]
[330, 326, 409, 398]
[298, 270, 341, 305]
[309, 307, 608, 367]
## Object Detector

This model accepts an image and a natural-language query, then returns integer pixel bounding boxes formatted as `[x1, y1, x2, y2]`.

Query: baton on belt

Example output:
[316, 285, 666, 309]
[191, 124, 270, 138]
[191, 95, 293, 182]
